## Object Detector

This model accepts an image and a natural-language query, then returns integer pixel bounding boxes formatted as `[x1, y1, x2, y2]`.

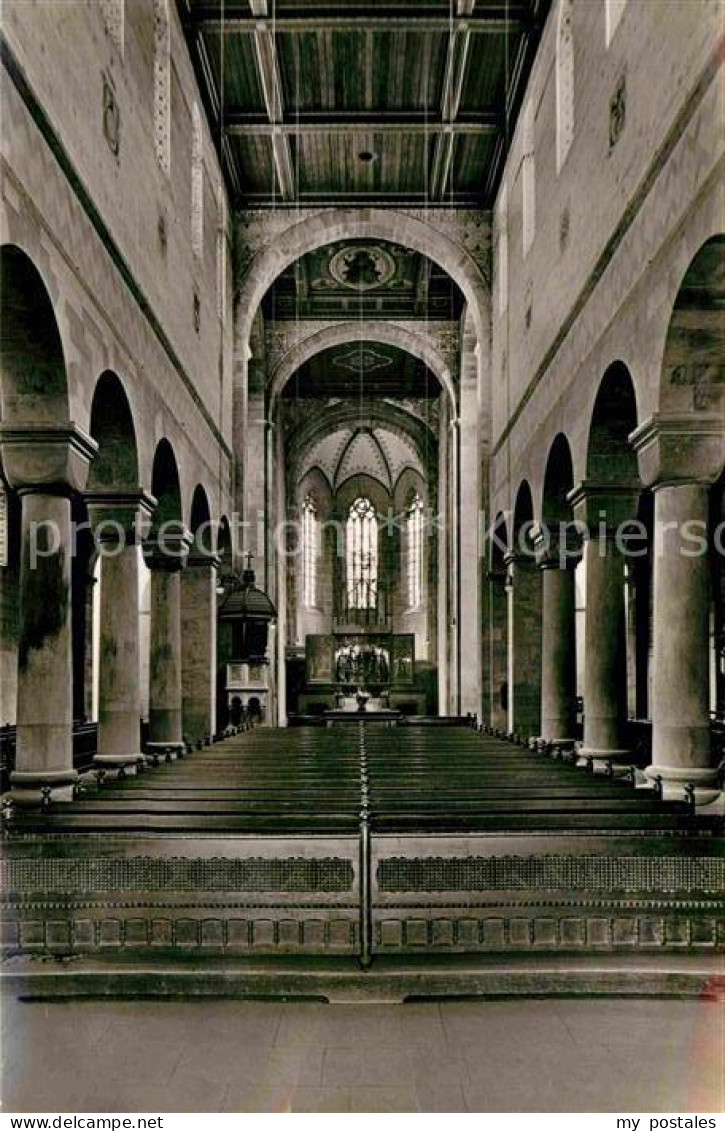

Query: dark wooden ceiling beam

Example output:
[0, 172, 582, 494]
[430, 0, 476, 200]
[484, 11, 543, 202]
[226, 115, 499, 136]
[175, 0, 242, 196]
[191, 11, 531, 34]
[247, 0, 296, 200]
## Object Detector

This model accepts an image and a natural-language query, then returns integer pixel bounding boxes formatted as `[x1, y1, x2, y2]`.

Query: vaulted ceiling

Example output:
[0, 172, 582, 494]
[297, 425, 426, 496]
[178, 0, 550, 207]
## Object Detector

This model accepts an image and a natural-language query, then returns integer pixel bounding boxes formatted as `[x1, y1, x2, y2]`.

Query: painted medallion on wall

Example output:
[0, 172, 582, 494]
[328, 245, 397, 291]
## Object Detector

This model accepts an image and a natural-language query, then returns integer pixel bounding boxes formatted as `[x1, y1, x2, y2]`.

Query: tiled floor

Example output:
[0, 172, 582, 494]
[2, 996, 723, 1113]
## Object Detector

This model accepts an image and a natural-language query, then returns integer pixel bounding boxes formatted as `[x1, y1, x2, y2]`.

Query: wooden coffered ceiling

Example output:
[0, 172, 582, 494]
[177, 0, 550, 207]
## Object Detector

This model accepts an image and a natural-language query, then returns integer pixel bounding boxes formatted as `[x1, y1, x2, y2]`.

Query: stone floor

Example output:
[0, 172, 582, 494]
[2, 996, 723, 1113]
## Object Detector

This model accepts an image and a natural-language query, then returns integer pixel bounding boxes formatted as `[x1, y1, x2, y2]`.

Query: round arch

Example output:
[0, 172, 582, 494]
[512, 479, 536, 556]
[541, 432, 575, 524]
[88, 372, 139, 489]
[236, 209, 489, 349]
[269, 320, 455, 410]
[0, 245, 68, 425]
[189, 482, 215, 555]
[658, 234, 725, 421]
[150, 438, 183, 527]
[586, 361, 640, 484]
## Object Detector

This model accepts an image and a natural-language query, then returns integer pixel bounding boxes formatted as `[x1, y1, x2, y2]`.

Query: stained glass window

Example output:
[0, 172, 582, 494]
[346, 497, 377, 609]
[407, 493, 424, 608]
[302, 494, 318, 607]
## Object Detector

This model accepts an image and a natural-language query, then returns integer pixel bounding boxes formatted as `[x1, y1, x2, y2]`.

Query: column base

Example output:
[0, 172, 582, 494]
[644, 764, 720, 806]
[576, 747, 631, 772]
[539, 737, 577, 750]
[145, 742, 185, 764]
[92, 754, 145, 779]
[9, 769, 78, 806]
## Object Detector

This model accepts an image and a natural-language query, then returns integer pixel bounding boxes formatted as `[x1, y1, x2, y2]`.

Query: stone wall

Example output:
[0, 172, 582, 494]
[1, 0, 234, 513]
[490, 0, 723, 518]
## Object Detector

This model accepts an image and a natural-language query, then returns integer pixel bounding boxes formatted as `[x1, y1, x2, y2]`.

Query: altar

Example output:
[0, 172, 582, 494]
[290, 632, 429, 718]
[305, 633, 415, 689]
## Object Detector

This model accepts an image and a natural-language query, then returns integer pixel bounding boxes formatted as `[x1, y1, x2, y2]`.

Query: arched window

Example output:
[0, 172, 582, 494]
[521, 101, 536, 256]
[153, 0, 171, 175]
[407, 493, 424, 608]
[191, 102, 204, 259]
[346, 497, 378, 609]
[556, 0, 574, 173]
[302, 494, 318, 608]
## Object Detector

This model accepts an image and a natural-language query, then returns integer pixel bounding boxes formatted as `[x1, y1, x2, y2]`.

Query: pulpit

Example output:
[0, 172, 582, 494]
[218, 556, 276, 724]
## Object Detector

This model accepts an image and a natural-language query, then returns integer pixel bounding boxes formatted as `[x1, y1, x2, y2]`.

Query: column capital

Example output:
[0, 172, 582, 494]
[504, 550, 537, 572]
[85, 489, 157, 544]
[143, 526, 193, 572]
[0, 424, 98, 495]
[629, 413, 724, 488]
[531, 521, 582, 569]
[567, 481, 640, 530]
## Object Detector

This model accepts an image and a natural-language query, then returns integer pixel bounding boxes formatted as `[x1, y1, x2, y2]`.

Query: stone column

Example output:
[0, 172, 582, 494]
[539, 564, 577, 744]
[272, 419, 287, 726]
[181, 550, 219, 744]
[632, 414, 723, 803]
[82, 569, 97, 723]
[245, 353, 268, 569]
[144, 529, 192, 759]
[534, 529, 580, 747]
[458, 356, 482, 719]
[436, 397, 450, 714]
[448, 417, 460, 713]
[86, 490, 155, 775]
[505, 552, 542, 739]
[0, 425, 97, 804]
[487, 567, 508, 731]
[569, 484, 639, 767]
